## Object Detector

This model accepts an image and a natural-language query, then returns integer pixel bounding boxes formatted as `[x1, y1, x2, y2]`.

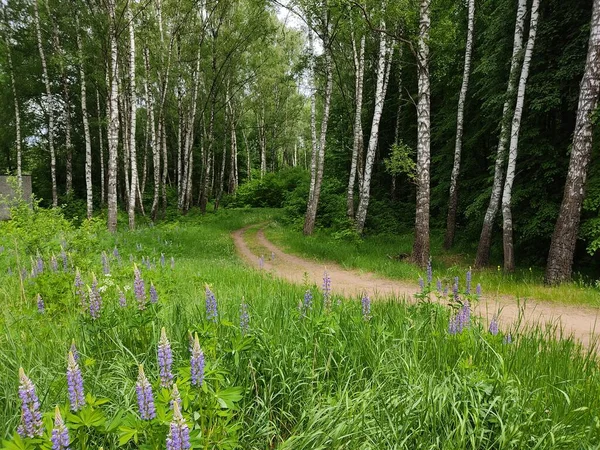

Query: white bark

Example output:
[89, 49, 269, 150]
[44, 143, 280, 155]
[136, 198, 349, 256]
[501, 0, 540, 272]
[128, 6, 138, 229]
[145, 48, 160, 221]
[475, 0, 528, 267]
[107, 0, 120, 232]
[355, 21, 390, 234]
[77, 22, 93, 219]
[444, 0, 475, 248]
[96, 88, 105, 205]
[3, 28, 22, 183]
[33, 0, 57, 207]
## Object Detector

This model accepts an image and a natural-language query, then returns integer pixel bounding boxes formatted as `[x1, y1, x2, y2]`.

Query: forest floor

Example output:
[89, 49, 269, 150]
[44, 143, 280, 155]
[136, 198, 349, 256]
[234, 224, 600, 349]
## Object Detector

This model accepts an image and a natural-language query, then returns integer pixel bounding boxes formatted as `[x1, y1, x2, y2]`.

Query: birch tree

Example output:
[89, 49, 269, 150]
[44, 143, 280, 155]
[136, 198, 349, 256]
[107, 0, 120, 232]
[96, 88, 105, 206]
[77, 20, 93, 219]
[127, 5, 138, 229]
[412, 0, 431, 267]
[145, 48, 160, 221]
[474, 0, 528, 267]
[545, 0, 600, 284]
[501, 0, 540, 272]
[444, 0, 475, 249]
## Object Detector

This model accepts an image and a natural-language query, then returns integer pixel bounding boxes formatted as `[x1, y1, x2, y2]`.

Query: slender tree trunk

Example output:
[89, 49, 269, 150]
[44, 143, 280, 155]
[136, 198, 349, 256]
[545, 0, 600, 284]
[215, 136, 227, 211]
[199, 100, 215, 213]
[4, 30, 22, 183]
[243, 128, 251, 181]
[127, 6, 138, 230]
[227, 90, 238, 193]
[141, 107, 149, 196]
[355, 22, 390, 234]
[347, 33, 365, 219]
[33, 0, 57, 207]
[444, 0, 475, 249]
[501, 0, 540, 272]
[161, 116, 168, 214]
[107, 0, 120, 232]
[391, 45, 404, 200]
[97, 88, 106, 206]
[412, 0, 432, 267]
[145, 49, 160, 221]
[259, 104, 267, 178]
[474, 0, 528, 267]
[64, 84, 73, 195]
[77, 22, 93, 219]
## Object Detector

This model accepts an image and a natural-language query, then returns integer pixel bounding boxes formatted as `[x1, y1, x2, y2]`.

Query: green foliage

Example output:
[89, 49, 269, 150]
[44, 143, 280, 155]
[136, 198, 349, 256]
[383, 141, 417, 180]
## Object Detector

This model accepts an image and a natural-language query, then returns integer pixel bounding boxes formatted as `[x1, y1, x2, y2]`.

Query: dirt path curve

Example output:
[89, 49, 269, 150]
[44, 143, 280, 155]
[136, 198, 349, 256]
[233, 226, 600, 348]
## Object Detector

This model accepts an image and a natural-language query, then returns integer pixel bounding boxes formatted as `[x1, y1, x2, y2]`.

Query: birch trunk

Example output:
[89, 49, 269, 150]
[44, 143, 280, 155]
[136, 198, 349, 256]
[474, 0, 528, 267]
[391, 45, 404, 200]
[63, 83, 73, 195]
[305, 29, 318, 226]
[355, 22, 390, 234]
[444, 0, 475, 249]
[304, 24, 333, 236]
[215, 137, 227, 211]
[97, 88, 106, 206]
[346, 33, 365, 219]
[127, 6, 138, 230]
[107, 0, 120, 232]
[259, 104, 267, 178]
[161, 117, 168, 214]
[412, 0, 431, 268]
[33, 0, 57, 207]
[4, 30, 22, 183]
[501, 0, 540, 272]
[199, 100, 215, 213]
[227, 91, 238, 193]
[545, 0, 600, 284]
[77, 22, 93, 219]
[243, 128, 251, 181]
[145, 49, 160, 221]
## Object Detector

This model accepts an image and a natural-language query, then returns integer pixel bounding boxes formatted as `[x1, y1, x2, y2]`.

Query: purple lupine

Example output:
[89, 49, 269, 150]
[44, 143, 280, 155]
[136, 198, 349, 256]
[170, 383, 182, 410]
[160, 253, 166, 267]
[136, 365, 156, 420]
[205, 286, 218, 323]
[36, 254, 44, 274]
[88, 275, 102, 319]
[70, 340, 79, 362]
[190, 333, 205, 387]
[118, 289, 127, 307]
[50, 255, 58, 272]
[322, 271, 331, 309]
[51, 406, 70, 450]
[426, 258, 432, 284]
[144, 257, 151, 270]
[240, 301, 250, 334]
[301, 290, 312, 314]
[17, 368, 43, 438]
[134, 265, 146, 310]
[453, 277, 459, 301]
[101, 251, 110, 275]
[476, 283, 482, 297]
[21, 268, 28, 281]
[36, 294, 45, 313]
[67, 351, 85, 411]
[457, 300, 471, 331]
[258, 255, 264, 269]
[166, 402, 191, 450]
[171, 257, 175, 269]
[418, 277, 424, 292]
[448, 315, 458, 335]
[436, 279, 442, 293]
[466, 269, 472, 295]
[504, 334, 513, 344]
[60, 248, 68, 271]
[74, 269, 86, 309]
[149, 283, 158, 304]
[489, 316, 499, 336]
[361, 294, 371, 321]
[113, 246, 120, 261]
[443, 285, 448, 296]
[158, 328, 174, 388]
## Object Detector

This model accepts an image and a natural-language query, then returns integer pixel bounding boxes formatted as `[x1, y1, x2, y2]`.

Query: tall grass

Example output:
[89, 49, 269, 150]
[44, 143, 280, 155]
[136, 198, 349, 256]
[0, 208, 599, 448]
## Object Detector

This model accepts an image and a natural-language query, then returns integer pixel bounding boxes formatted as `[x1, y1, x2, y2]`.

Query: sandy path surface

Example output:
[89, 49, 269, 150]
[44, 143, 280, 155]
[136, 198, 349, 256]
[233, 226, 600, 348]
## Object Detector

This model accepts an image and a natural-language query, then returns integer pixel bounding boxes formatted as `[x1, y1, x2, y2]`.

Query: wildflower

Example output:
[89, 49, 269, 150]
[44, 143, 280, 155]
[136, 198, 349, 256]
[136, 365, 156, 420]
[323, 271, 331, 309]
[466, 269, 472, 294]
[50, 255, 58, 272]
[117, 289, 126, 307]
[88, 275, 102, 319]
[240, 301, 250, 334]
[161, 253, 165, 267]
[70, 339, 79, 362]
[113, 247, 120, 261]
[205, 286, 218, 323]
[426, 258, 433, 284]
[67, 351, 85, 411]
[504, 333, 513, 344]
[300, 290, 312, 315]
[443, 285, 448, 296]
[166, 402, 191, 450]
[436, 279, 442, 293]
[457, 300, 471, 331]
[149, 283, 158, 304]
[51, 406, 70, 450]
[74, 269, 86, 309]
[258, 255, 264, 269]
[171, 257, 175, 269]
[190, 333, 205, 387]
[36, 294, 45, 313]
[418, 277, 424, 292]
[361, 294, 371, 321]
[453, 277, 459, 301]
[36, 254, 44, 274]
[101, 251, 110, 275]
[158, 328, 174, 388]
[170, 383, 182, 410]
[448, 315, 458, 335]
[489, 316, 499, 336]
[17, 368, 43, 438]
[476, 283, 482, 297]
[21, 268, 28, 281]
[60, 248, 68, 271]
[134, 265, 146, 310]
[144, 257, 151, 270]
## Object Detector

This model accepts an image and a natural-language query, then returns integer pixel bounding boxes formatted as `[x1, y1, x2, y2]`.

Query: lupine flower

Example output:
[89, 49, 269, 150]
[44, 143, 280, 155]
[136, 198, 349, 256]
[466, 269, 472, 294]
[166, 402, 191, 450]
[17, 368, 43, 438]
[113, 247, 120, 261]
[489, 316, 499, 336]
[190, 333, 205, 387]
[443, 285, 448, 295]
[300, 290, 312, 315]
[361, 294, 371, 321]
[66, 351, 85, 412]
[158, 328, 174, 388]
[476, 283, 482, 297]
[70, 340, 79, 362]
[144, 257, 151, 270]
[36, 294, 45, 313]
[453, 277, 459, 301]
[74, 269, 86, 309]
[60, 248, 68, 271]
[188, 331, 194, 354]
[457, 300, 471, 331]
[418, 277, 424, 292]
[426, 258, 433, 284]
[448, 315, 458, 335]
[170, 383, 181, 410]
[436, 279, 442, 293]
[205, 286, 218, 323]
[101, 252, 110, 275]
[136, 365, 156, 420]
[88, 275, 102, 319]
[258, 255, 264, 269]
[240, 301, 250, 334]
[134, 265, 146, 310]
[51, 406, 70, 450]
[21, 268, 28, 281]
[149, 283, 158, 304]
[118, 289, 127, 307]
[50, 255, 58, 272]
[323, 271, 331, 309]
[161, 253, 166, 267]
[36, 254, 44, 274]
[171, 257, 175, 269]
[504, 334, 513, 344]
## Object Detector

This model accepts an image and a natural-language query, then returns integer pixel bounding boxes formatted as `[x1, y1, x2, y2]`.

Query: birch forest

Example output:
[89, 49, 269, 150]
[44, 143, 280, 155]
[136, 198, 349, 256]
[1, 0, 599, 284]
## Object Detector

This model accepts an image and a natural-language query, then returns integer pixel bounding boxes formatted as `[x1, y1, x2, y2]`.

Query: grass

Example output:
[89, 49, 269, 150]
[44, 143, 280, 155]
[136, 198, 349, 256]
[0, 206, 599, 448]
[263, 221, 600, 306]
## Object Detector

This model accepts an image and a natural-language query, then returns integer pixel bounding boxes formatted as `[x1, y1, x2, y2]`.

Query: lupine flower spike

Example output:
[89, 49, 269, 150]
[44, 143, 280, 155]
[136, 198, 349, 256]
[171, 383, 182, 410]
[51, 406, 70, 450]
[150, 283, 158, 304]
[161, 253, 166, 267]
[418, 277, 424, 292]
[36, 294, 45, 313]
[258, 255, 264, 269]
[136, 365, 156, 420]
[205, 286, 218, 323]
[362, 294, 371, 321]
[118, 289, 127, 307]
[489, 316, 499, 336]
[17, 368, 43, 438]
[158, 327, 174, 388]
[190, 333, 205, 387]
[70, 339, 79, 362]
[323, 271, 331, 309]
[88, 275, 102, 319]
[466, 269, 472, 294]
[240, 301, 250, 335]
[476, 283, 482, 297]
[50, 254, 58, 272]
[300, 290, 312, 317]
[74, 269, 86, 309]
[133, 265, 146, 310]
[426, 258, 433, 285]
[436, 279, 442, 293]
[101, 251, 110, 275]
[166, 402, 191, 450]
[67, 351, 85, 411]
